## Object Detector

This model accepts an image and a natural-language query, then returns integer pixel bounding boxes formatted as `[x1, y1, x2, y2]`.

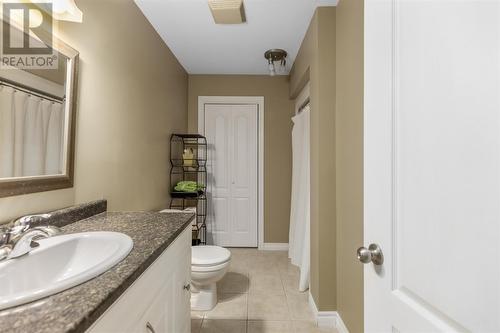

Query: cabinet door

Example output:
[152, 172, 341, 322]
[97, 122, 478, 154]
[142, 237, 191, 333]
[138, 278, 178, 333]
[173, 245, 191, 333]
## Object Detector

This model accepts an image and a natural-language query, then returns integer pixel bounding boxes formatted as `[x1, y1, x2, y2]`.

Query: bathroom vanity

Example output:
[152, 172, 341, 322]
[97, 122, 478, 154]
[0, 201, 194, 333]
[87, 225, 191, 333]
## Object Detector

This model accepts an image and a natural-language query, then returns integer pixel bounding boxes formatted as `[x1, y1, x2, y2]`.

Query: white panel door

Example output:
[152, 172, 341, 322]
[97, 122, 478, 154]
[205, 104, 258, 247]
[364, 1, 500, 332]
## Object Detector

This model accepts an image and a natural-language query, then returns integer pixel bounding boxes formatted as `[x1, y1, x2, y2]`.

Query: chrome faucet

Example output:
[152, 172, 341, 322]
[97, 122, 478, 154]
[0, 214, 62, 261]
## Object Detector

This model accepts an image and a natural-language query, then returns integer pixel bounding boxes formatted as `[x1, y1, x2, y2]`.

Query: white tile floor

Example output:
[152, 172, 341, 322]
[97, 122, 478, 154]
[191, 248, 338, 333]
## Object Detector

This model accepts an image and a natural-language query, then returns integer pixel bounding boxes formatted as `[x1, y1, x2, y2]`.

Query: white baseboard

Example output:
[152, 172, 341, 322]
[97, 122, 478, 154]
[258, 243, 289, 251]
[336, 314, 349, 333]
[308, 292, 349, 333]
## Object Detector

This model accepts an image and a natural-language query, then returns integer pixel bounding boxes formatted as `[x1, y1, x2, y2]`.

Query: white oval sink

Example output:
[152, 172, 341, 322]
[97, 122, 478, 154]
[0, 231, 133, 310]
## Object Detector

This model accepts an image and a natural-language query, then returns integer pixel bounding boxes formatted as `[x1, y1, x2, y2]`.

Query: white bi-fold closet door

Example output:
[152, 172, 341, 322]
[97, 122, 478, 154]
[204, 104, 258, 247]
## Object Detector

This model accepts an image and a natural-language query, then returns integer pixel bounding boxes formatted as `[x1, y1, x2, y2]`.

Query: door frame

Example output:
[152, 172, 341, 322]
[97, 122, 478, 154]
[198, 96, 264, 249]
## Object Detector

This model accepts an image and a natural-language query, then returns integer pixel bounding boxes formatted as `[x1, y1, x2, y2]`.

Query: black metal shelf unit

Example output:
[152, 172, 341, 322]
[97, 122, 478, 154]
[169, 134, 207, 245]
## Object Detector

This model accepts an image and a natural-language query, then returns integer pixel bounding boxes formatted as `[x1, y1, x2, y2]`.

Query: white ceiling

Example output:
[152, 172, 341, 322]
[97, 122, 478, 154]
[134, 0, 338, 75]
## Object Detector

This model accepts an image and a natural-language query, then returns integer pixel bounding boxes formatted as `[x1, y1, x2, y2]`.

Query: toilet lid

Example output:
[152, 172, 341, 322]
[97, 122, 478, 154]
[192, 246, 231, 266]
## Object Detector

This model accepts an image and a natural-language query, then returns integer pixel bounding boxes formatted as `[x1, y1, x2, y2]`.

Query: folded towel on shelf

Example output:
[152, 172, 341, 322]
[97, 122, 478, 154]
[174, 181, 203, 192]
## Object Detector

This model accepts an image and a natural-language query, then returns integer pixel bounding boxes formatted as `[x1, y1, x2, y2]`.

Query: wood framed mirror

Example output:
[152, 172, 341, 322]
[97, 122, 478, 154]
[0, 18, 79, 198]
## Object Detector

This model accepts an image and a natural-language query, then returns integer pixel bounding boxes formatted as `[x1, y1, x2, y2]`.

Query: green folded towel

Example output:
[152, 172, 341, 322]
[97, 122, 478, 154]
[174, 181, 203, 192]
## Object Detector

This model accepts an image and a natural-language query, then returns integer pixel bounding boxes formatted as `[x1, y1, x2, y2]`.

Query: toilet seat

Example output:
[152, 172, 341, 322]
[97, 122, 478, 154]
[192, 246, 231, 267]
[192, 261, 230, 273]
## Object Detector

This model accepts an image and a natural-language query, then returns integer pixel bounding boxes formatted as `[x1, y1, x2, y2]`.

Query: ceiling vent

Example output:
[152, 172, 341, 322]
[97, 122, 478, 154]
[208, 0, 246, 24]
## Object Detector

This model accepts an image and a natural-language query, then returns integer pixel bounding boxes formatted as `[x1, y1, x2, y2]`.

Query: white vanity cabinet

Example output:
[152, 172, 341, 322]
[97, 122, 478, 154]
[87, 226, 192, 333]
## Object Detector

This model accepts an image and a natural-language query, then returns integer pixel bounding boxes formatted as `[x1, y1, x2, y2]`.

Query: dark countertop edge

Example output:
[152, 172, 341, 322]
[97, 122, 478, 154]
[73, 214, 194, 332]
[47, 200, 108, 228]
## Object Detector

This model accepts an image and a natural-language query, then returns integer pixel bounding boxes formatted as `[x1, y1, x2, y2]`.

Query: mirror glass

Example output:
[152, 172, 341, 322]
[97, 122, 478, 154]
[0, 19, 79, 197]
[0, 55, 69, 178]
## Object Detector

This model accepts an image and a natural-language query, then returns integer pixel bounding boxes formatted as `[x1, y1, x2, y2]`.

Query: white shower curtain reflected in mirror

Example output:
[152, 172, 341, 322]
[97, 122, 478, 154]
[289, 104, 310, 292]
[0, 86, 65, 178]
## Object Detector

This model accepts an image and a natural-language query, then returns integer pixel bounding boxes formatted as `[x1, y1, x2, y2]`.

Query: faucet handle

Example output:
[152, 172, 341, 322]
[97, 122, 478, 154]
[32, 225, 62, 237]
[11, 214, 52, 230]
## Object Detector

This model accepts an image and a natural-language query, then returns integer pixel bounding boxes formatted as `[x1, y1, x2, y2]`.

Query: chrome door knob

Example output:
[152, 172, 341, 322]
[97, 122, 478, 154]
[357, 243, 384, 265]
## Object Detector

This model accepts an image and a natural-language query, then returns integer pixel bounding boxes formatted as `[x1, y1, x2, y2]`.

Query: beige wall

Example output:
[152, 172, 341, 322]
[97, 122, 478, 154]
[187, 75, 293, 243]
[0, 0, 188, 223]
[291, 3, 364, 331]
[335, 0, 364, 331]
[290, 7, 337, 311]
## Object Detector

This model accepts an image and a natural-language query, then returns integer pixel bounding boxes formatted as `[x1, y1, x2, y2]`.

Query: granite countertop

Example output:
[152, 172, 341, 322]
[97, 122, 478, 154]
[0, 210, 195, 333]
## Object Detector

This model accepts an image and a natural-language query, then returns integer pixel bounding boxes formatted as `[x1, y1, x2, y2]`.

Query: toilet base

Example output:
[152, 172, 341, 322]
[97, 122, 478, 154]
[191, 283, 217, 311]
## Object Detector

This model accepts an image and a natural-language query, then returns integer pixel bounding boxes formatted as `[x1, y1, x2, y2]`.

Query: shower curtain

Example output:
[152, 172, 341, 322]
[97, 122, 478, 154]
[0, 86, 65, 178]
[288, 105, 310, 292]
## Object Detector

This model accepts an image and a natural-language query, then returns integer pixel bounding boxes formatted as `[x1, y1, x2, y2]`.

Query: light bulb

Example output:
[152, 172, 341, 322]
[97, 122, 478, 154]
[279, 60, 286, 74]
[268, 61, 276, 76]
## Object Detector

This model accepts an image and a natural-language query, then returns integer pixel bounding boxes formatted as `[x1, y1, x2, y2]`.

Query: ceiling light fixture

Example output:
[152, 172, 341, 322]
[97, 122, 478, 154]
[264, 49, 287, 77]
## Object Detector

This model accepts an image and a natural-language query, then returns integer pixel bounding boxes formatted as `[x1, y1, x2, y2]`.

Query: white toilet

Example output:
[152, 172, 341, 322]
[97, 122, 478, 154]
[191, 245, 231, 311]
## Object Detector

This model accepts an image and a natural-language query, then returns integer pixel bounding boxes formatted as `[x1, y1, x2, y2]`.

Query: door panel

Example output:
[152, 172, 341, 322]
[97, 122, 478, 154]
[213, 114, 230, 191]
[205, 104, 258, 247]
[206, 109, 231, 245]
[212, 198, 228, 230]
[232, 197, 250, 233]
[234, 115, 249, 188]
[365, 0, 500, 332]
[231, 107, 258, 246]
